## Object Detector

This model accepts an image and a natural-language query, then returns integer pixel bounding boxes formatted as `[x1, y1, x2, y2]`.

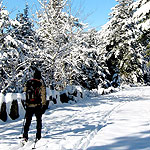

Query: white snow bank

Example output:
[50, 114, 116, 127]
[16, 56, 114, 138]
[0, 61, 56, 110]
[0, 86, 85, 122]
[46, 88, 62, 106]
[4, 93, 25, 121]
[0, 93, 5, 110]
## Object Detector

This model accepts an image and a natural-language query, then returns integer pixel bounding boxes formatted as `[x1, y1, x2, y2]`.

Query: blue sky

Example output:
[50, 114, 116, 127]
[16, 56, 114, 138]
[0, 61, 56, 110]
[4, 0, 117, 30]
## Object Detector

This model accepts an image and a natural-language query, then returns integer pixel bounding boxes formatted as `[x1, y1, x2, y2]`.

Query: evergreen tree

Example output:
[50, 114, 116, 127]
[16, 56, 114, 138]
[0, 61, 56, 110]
[132, 0, 150, 83]
[99, 0, 145, 85]
[0, 1, 21, 93]
[12, 3, 39, 55]
[0, 2, 36, 93]
[72, 29, 111, 90]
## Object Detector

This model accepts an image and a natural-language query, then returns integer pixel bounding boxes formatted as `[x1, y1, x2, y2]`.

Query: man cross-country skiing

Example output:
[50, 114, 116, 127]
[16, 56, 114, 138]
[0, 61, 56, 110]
[23, 69, 47, 142]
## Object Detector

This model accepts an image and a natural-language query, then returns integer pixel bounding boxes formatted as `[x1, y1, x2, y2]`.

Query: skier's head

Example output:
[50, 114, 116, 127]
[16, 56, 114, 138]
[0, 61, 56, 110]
[34, 69, 41, 80]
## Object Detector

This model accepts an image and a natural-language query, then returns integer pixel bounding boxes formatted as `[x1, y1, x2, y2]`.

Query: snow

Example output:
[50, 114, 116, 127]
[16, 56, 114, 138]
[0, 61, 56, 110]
[133, 1, 150, 30]
[1, 86, 150, 149]
[1, 10, 9, 16]
[11, 20, 21, 27]
[133, 1, 150, 19]
[0, 93, 5, 108]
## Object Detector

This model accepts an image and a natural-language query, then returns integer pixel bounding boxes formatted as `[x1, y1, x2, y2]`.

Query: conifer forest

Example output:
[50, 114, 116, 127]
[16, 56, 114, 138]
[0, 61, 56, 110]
[0, 0, 150, 94]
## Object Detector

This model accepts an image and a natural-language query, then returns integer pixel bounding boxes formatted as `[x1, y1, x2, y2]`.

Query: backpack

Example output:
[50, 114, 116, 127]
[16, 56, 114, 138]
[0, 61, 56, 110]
[26, 79, 42, 104]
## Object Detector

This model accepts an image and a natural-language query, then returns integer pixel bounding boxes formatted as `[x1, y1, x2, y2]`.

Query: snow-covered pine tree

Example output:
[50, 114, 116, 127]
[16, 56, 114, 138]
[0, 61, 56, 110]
[132, 0, 150, 83]
[0, 1, 34, 93]
[110, 0, 140, 84]
[70, 29, 99, 89]
[99, 0, 146, 85]
[11, 3, 41, 84]
[14, 4, 36, 49]
[0, 1, 19, 93]
[72, 29, 111, 90]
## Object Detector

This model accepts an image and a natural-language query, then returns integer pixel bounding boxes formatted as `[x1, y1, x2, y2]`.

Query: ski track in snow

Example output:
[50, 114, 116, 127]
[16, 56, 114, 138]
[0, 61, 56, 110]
[1, 86, 150, 150]
[74, 103, 125, 150]
[41, 97, 127, 150]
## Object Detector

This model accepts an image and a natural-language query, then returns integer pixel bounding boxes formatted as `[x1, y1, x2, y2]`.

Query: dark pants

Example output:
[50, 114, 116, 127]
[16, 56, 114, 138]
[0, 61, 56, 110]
[23, 105, 42, 140]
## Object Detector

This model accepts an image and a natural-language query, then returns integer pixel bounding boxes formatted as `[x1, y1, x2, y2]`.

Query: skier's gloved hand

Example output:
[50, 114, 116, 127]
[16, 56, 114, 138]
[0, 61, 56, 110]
[41, 105, 47, 114]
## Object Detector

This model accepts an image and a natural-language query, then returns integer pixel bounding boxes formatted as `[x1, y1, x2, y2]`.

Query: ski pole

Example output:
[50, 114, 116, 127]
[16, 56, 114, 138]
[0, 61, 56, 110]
[21, 100, 27, 135]
[32, 139, 38, 149]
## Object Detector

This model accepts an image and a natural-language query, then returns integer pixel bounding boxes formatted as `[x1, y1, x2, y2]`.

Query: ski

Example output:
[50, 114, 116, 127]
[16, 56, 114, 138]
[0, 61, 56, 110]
[20, 138, 28, 147]
[32, 139, 39, 149]
[18, 136, 36, 149]
[18, 136, 40, 149]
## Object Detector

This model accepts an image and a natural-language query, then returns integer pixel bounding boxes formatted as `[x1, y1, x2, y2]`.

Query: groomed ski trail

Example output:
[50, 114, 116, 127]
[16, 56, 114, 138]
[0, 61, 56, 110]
[1, 86, 150, 150]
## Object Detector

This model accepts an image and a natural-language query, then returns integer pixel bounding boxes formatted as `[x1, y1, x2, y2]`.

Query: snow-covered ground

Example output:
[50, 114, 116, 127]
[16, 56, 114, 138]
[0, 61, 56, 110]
[1, 86, 150, 150]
